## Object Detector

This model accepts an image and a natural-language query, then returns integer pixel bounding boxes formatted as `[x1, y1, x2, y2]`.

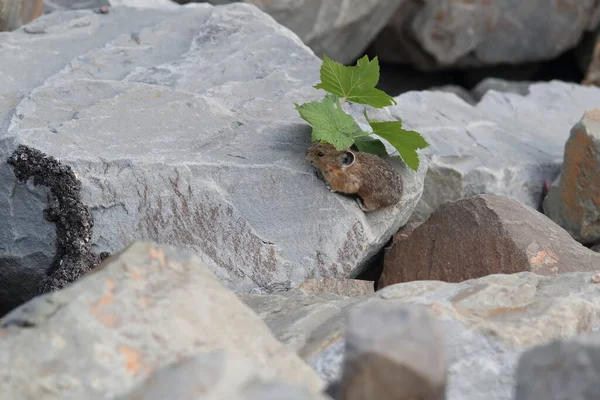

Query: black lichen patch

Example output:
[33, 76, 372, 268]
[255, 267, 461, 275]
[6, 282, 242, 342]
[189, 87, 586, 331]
[7, 145, 109, 295]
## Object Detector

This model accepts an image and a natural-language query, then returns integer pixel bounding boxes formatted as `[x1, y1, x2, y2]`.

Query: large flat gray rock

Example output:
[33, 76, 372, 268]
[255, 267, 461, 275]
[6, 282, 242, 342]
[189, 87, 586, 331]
[0, 4, 426, 313]
[0, 241, 324, 399]
[390, 82, 600, 221]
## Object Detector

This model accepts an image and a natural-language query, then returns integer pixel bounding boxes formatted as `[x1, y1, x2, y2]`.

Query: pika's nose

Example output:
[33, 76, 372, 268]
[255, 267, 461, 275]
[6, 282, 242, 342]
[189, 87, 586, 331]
[305, 145, 316, 158]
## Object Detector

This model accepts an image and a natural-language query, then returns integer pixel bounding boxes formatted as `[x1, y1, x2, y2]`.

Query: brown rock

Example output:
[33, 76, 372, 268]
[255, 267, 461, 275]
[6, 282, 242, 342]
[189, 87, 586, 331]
[379, 194, 600, 289]
[298, 279, 374, 297]
[0, 0, 44, 32]
[339, 299, 446, 400]
[543, 109, 600, 244]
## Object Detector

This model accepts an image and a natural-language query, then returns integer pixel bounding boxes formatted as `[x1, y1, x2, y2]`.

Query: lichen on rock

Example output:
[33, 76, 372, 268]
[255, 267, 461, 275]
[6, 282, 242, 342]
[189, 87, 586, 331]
[7, 145, 109, 295]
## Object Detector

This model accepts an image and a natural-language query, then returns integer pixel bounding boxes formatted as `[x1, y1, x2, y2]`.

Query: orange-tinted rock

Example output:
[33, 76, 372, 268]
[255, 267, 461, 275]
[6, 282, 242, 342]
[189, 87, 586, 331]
[379, 194, 600, 289]
[0, 0, 44, 32]
[543, 109, 600, 244]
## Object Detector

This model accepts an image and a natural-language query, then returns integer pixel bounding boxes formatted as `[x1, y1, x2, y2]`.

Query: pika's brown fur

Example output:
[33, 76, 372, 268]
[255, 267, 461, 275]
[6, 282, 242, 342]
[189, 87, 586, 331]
[305, 143, 403, 212]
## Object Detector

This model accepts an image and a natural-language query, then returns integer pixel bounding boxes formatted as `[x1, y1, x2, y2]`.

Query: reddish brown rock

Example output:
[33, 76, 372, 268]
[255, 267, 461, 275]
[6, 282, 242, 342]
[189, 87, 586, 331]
[543, 109, 600, 244]
[0, 0, 44, 31]
[379, 194, 600, 289]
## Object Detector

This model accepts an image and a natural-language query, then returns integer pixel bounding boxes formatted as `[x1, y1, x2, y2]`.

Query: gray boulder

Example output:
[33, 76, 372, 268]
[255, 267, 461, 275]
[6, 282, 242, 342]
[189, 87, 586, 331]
[514, 333, 600, 400]
[0, 241, 324, 399]
[0, 3, 426, 314]
[188, 0, 405, 64]
[371, 0, 600, 69]
[244, 271, 600, 400]
[389, 81, 600, 222]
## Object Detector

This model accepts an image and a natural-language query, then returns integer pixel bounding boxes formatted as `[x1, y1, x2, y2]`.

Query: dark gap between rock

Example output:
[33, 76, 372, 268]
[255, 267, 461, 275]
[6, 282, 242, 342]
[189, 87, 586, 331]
[353, 238, 391, 290]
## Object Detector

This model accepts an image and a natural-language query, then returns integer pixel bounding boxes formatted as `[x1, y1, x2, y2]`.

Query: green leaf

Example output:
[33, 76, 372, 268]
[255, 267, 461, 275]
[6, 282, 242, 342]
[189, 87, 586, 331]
[353, 135, 387, 155]
[363, 110, 429, 171]
[313, 55, 396, 108]
[294, 94, 358, 150]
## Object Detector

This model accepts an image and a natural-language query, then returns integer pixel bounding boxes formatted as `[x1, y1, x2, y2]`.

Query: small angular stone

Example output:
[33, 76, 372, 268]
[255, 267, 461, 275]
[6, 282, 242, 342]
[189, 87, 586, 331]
[298, 279, 374, 297]
[544, 109, 600, 244]
[514, 333, 600, 400]
[379, 194, 600, 289]
[471, 78, 532, 102]
[339, 299, 446, 400]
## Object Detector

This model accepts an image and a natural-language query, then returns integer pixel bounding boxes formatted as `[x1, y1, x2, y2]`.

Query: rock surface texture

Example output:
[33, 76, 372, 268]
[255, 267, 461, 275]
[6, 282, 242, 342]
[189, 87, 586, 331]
[0, 4, 426, 314]
[544, 109, 600, 245]
[118, 352, 332, 400]
[43, 0, 110, 13]
[180, 0, 405, 64]
[246, 270, 600, 400]
[393, 81, 600, 222]
[371, 0, 600, 69]
[514, 333, 600, 400]
[0, 242, 324, 399]
[297, 278, 374, 297]
[379, 194, 600, 289]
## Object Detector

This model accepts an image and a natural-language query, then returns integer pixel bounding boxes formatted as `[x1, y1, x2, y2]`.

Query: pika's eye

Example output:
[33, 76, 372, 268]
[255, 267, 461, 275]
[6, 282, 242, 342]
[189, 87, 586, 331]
[317, 151, 324, 157]
[339, 151, 355, 167]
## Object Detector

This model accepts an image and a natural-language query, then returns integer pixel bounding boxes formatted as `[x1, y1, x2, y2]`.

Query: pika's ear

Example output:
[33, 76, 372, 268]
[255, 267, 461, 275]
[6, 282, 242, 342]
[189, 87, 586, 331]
[339, 151, 355, 167]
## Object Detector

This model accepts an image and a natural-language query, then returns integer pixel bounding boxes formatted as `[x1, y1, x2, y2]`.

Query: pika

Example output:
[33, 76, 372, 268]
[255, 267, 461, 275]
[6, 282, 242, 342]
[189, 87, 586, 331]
[305, 143, 403, 212]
